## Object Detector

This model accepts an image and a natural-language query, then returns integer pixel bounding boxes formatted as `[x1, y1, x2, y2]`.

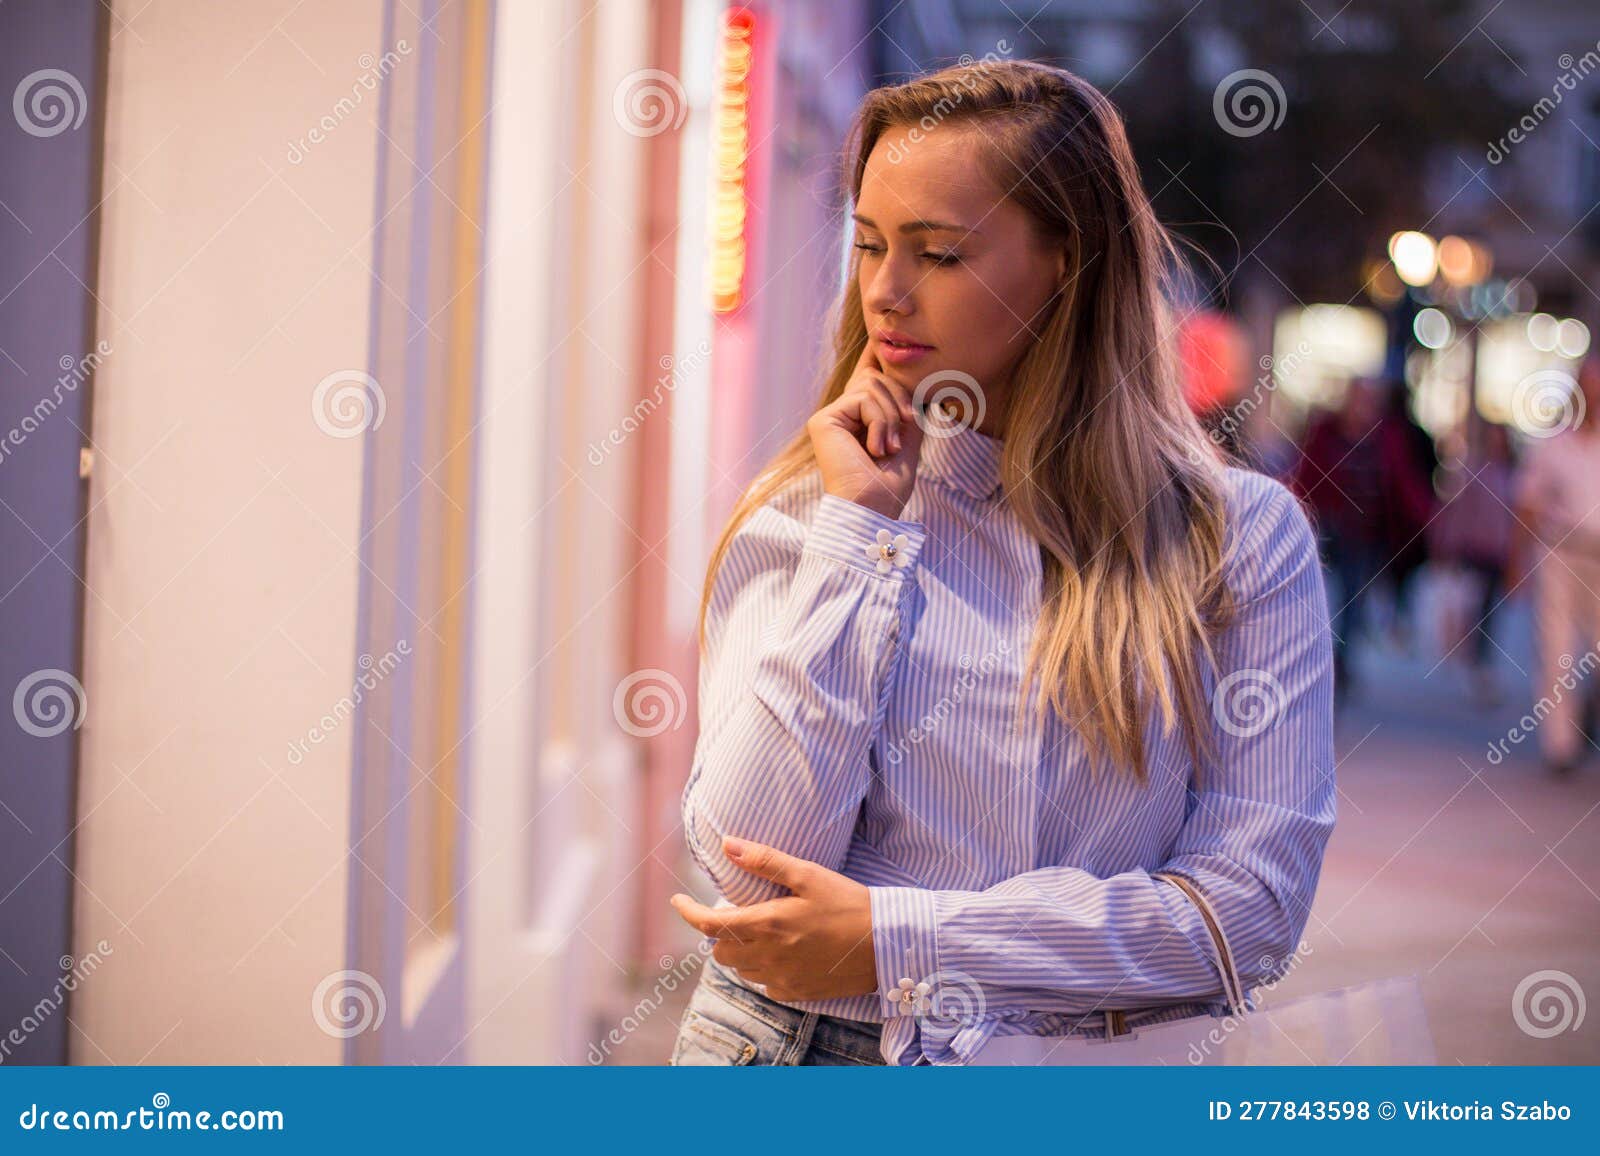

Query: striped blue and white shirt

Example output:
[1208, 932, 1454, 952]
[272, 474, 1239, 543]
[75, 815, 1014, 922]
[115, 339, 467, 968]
[681, 420, 1336, 1066]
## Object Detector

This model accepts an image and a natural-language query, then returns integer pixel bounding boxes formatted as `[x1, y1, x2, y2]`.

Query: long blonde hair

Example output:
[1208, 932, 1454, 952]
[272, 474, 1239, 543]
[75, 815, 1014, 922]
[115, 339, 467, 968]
[697, 60, 1236, 786]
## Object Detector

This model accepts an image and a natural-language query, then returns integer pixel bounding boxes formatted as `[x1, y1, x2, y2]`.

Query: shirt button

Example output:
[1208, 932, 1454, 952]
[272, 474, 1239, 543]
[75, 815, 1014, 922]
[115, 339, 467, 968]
[865, 530, 912, 574]
[894, 976, 933, 1009]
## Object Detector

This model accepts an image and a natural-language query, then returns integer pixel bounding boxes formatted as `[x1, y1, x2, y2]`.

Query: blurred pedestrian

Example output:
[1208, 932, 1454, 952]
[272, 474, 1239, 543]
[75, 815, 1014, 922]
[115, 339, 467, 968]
[1376, 380, 1439, 651]
[1431, 421, 1517, 705]
[1291, 378, 1386, 697]
[1507, 355, 1600, 777]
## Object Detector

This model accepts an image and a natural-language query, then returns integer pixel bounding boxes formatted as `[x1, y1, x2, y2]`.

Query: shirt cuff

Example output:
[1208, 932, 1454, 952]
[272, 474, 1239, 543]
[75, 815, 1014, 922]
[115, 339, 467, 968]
[806, 492, 927, 580]
[868, 885, 941, 1019]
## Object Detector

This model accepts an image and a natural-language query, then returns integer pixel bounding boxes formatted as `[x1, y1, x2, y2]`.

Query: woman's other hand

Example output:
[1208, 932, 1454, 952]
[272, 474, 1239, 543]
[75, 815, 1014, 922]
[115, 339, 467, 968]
[807, 341, 925, 520]
[669, 838, 878, 1002]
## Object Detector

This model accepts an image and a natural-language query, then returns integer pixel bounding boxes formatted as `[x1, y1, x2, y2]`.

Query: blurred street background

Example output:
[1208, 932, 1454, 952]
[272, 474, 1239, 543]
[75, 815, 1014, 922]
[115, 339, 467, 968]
[1, 0, 1597, 1066]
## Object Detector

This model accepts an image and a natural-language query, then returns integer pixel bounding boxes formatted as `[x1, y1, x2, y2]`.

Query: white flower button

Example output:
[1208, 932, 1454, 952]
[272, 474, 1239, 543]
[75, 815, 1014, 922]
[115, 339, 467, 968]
[865, 529, 912, 574]
[894, 976, 932, 1010]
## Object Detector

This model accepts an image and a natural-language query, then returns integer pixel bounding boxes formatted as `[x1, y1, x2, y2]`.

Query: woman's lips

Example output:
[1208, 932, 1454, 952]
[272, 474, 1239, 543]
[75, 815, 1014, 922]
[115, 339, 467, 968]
[874, 335, 934, 367]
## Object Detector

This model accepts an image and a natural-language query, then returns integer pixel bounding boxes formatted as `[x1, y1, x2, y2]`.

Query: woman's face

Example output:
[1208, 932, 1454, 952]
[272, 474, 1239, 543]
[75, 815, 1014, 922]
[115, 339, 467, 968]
[852, 123, 1065, 434]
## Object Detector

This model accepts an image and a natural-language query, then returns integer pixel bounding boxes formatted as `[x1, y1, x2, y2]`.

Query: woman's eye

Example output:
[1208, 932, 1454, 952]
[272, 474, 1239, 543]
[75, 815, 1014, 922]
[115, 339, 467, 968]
[852, 240, 960, 267]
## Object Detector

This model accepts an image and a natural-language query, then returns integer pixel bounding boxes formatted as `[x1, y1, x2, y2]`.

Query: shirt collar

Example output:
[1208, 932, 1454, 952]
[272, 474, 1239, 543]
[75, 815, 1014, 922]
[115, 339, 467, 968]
[917, 410, 1005, 502]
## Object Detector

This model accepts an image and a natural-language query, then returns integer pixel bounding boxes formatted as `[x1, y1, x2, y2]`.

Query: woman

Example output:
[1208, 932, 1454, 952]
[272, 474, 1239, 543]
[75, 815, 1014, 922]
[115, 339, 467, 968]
[667, 59, 1335, 1067]
[1508, 355, 1600, 777]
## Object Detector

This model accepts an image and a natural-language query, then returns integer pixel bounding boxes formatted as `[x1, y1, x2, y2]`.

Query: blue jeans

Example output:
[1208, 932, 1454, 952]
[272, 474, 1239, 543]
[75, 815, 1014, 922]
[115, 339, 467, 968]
[669, 957, 886, 1066]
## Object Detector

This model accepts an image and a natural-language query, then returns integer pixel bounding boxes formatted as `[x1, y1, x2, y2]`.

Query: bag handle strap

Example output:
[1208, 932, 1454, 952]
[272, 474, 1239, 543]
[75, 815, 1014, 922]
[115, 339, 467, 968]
[1153, 870, 1248, 1018]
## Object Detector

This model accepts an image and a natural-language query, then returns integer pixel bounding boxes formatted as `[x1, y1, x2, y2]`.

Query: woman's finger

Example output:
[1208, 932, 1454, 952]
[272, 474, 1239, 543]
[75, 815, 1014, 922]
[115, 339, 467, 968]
[669, 893, 757, 941]
[854, 336, 880, 376]
[861, 377, 903, 453]
[820, 385, 868, 440]
[835, 385, 872, 452]
[859, 392, 891, 457]
[878, 371, 917, 423]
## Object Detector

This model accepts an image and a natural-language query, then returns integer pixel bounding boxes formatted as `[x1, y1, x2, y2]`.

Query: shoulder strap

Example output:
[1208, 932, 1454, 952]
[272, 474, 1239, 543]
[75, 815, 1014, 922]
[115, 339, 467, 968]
[1153, 871, 1248, 1017]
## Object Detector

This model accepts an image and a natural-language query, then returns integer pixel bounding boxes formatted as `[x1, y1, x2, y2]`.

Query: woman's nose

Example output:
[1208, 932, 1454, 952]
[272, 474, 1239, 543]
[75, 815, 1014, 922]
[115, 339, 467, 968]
[863, 257, 915, 317]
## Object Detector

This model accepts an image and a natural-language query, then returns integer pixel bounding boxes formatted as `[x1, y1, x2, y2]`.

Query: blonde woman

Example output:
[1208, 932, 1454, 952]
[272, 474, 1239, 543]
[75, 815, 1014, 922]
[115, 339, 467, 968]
[667, 59, 1335, 1067]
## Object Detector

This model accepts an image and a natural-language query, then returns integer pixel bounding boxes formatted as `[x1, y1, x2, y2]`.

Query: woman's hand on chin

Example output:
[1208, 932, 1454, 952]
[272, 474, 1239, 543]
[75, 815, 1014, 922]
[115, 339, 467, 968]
[669, 838, 879, 1003]
[808, 340, 924, 520]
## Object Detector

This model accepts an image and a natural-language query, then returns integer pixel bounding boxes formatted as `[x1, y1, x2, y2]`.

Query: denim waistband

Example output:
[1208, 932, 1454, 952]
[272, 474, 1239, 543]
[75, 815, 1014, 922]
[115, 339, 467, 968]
[699, 955, 1226, 1061]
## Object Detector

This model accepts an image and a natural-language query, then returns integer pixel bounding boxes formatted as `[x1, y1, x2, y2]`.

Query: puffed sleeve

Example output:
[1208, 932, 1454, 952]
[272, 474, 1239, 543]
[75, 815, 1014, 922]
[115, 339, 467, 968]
[682, 485, 927, 906]
[867, 471, 1336, 1064]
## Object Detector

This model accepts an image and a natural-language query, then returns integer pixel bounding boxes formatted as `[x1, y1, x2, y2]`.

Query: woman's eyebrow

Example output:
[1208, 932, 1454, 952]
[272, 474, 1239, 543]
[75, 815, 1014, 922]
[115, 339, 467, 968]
[850, 211, 981, 236]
